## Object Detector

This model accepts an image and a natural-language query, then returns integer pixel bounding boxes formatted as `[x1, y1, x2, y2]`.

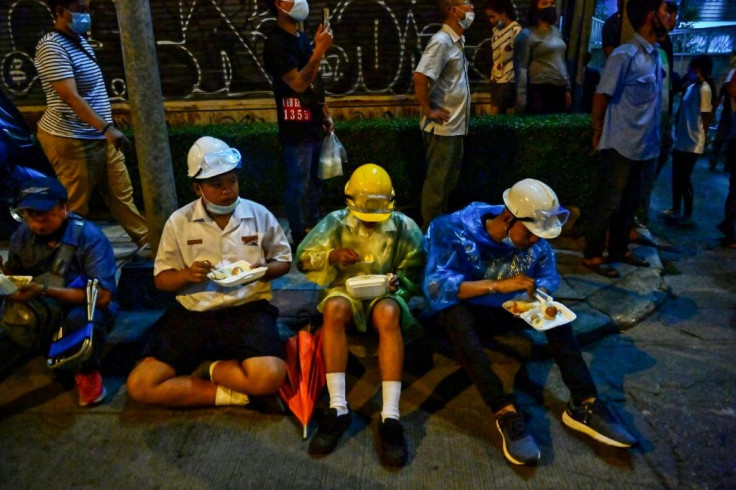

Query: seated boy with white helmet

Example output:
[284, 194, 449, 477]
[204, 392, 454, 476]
[296, 164, 425, 467]
[126, 137, 292, 408]
[423, 179, 637, 466]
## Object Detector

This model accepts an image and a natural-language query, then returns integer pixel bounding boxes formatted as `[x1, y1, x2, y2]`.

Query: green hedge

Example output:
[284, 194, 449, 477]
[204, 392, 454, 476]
[123, 114, 598, 227]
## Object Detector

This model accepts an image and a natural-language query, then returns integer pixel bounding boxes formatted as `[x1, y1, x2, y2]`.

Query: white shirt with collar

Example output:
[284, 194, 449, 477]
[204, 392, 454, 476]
[155, 197, 292, 311]
[415, 24, 471, 137]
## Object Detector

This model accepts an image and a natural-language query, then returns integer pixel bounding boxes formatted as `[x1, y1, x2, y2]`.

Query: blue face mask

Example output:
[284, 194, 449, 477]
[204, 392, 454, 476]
[204, 196, 239, 215]
[68, 12, 91, 34]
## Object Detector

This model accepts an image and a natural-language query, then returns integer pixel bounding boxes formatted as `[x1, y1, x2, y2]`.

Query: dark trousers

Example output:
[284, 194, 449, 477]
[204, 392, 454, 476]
[723, 139, 736, 240]
[671, 150, 698, 217]
[436, 304, 597, 413]
[584, 149, 649, 259]
[527, 83, 567, 114]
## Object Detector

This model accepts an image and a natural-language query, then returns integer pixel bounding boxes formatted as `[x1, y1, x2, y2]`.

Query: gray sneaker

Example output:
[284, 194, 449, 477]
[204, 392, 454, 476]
[562, 399, 637, 448]
[496, 411, 541, 465]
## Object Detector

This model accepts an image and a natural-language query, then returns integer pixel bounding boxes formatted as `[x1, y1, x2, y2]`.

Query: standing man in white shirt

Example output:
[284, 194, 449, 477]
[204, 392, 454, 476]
[413, 0, 474, 230]
[126, 137, 292, 408]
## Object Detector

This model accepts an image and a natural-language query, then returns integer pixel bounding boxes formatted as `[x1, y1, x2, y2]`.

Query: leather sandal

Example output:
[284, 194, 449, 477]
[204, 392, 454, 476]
[609, 252, 649, 268]
[582, 259, 620, 278]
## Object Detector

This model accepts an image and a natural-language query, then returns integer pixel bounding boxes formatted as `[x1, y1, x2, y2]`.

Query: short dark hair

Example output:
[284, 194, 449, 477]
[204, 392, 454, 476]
[689, 54, 713, 77]
[484, 0, 518, 21]
[264, 0, 278, 16]
[627, 0, 664, 31]
[46, 0, 77, 15]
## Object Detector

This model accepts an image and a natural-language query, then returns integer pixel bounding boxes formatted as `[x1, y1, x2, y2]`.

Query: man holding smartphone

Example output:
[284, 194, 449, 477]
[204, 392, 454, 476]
[263, 0, 334, 248]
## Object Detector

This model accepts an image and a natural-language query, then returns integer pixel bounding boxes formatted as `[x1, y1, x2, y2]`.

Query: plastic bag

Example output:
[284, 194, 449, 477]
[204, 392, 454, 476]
[318, 132, 346, 180]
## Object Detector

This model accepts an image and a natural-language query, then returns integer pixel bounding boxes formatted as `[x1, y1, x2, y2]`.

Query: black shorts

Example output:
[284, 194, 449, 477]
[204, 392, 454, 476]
[143, 300, 284, 375]
[489, 81, 516, 112]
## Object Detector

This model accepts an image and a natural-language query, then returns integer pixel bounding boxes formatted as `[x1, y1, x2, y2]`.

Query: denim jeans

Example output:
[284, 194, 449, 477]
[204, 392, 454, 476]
[584, 149, 649, 259]
[436, 304, 597, 413]
[283, 140, 323, 244]
[421, 131, 464, 229]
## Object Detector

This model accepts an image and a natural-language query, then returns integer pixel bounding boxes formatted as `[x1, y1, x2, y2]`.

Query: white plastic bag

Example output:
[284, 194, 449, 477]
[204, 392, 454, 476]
[318, 132, 346, 180]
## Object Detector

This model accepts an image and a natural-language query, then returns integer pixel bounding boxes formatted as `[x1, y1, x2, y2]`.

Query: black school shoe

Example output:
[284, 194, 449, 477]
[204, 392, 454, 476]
[377, 418, 408, 467]
[308, 408, 352, 456]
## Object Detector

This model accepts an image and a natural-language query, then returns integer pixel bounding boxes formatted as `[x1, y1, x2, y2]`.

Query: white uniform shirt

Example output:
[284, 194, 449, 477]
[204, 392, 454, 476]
[673, 81, 712, 154]
[415, 24, 471, 137]
[154, 198, 292, 311]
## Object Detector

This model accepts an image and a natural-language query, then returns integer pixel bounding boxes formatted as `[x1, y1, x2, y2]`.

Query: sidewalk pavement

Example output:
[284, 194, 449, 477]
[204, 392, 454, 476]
[0, 218, 671, 488]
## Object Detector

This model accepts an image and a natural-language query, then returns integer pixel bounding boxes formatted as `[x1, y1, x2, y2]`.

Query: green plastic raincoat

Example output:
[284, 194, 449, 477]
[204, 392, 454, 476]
[296, 209, 425, 337]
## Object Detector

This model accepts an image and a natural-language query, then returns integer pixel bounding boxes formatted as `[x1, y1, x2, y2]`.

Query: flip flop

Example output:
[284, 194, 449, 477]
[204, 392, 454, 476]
[582, 260, 620, 278]
[609, 253, 650, 268]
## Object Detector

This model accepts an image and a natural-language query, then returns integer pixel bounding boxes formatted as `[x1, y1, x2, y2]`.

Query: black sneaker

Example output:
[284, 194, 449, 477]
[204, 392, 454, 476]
[377, 418, 408, 467]
[308, 408, 352, 456]
[495, 411, 540, 465]
[562, 399, 637, 448]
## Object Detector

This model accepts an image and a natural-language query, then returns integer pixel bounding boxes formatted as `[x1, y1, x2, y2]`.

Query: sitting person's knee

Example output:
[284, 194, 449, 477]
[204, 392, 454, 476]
[323, 297, 352, 323]
[372, 299, 401, 333]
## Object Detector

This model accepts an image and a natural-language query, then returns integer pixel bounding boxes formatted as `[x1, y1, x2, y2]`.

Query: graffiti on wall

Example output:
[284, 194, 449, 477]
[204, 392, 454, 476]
[1, 0, 495, 104]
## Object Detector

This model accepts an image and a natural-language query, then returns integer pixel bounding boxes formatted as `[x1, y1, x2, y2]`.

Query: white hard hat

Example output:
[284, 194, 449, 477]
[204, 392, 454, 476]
[502, 178, 569, 239]
[187, 136, 242, 180]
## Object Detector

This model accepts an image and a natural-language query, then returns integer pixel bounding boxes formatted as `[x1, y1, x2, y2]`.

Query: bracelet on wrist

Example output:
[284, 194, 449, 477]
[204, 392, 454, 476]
[488, 281, 496, 295]
[102, 123, 113, 135]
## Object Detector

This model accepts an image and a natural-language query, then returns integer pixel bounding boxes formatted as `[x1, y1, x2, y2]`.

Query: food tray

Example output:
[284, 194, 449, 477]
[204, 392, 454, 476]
[346, 274, 389, 300]
[207, 261, 268, 287]
[502, 299, 576, 331]
[0, 275, 33, 296]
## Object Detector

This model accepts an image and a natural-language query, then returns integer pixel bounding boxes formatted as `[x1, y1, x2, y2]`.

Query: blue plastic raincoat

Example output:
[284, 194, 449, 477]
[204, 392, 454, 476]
[423, 203, 560, 313]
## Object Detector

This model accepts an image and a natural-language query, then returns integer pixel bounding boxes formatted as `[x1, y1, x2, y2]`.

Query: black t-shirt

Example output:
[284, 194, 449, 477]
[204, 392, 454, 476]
[263, 25, 325, 145]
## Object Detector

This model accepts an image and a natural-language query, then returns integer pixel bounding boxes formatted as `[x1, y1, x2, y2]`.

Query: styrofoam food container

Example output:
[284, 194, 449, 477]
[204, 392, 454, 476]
[346, 274, 389, 300]
[207, 260, 267, 287]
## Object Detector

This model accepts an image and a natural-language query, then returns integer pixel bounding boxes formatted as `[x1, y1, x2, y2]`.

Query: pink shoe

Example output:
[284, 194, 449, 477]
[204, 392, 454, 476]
[74, 371, 107, 407]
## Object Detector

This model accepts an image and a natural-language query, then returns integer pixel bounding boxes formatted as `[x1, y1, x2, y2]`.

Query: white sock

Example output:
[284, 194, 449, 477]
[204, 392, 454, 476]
[381, 380, 401, 422]
[326, 372, 349, 416]
[215, 385, 249, 406]
[209, 360, 221, 380]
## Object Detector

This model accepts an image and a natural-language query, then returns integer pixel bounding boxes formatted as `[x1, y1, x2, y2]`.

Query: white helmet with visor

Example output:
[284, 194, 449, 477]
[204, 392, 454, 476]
[502, 178, 569, 239]
[187, 136, 242, 180]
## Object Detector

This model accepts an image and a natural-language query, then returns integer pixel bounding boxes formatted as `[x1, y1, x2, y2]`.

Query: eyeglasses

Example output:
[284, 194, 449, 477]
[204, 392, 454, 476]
[193, 148, 242, 178]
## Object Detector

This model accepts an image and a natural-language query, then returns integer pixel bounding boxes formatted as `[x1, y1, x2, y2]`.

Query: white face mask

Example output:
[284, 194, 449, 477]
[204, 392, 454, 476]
[281, 0, 309, 22]
[203, 196, 239, 215]
[457, 10, 475, 30]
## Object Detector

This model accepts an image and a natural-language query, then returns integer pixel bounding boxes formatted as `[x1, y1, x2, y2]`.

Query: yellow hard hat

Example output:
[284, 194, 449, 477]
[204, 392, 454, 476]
[344, 164, 395, 222]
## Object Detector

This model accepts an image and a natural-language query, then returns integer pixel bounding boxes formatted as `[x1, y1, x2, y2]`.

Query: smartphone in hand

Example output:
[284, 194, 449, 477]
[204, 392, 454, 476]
[323, 7, 330, 30]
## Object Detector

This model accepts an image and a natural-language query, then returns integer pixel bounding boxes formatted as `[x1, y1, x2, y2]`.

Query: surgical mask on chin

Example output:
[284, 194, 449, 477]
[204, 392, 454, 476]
[497, 20, 506, 29]
[457, 11, 475, 30]
[204, 196, 239, 215]
[68, 12, 91, 34]
[502, 235, 515, 248]
[282, 0, 309, 22]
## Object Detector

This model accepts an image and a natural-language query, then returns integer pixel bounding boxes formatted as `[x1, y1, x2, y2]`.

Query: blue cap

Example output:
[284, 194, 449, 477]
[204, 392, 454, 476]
[16, 177, 68, 211]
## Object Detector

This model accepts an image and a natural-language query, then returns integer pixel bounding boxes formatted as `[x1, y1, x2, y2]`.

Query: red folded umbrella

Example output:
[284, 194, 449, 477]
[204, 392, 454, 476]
[278, 327, 326, 439]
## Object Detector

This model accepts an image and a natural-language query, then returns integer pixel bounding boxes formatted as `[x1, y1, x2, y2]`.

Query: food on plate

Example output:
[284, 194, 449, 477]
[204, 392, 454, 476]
[544, 305, 559, 320]
[507, 300, 533, 314]
[209, 263, 251, 280]
[7, 276, 32, 287]
[530, 314, 545, 328]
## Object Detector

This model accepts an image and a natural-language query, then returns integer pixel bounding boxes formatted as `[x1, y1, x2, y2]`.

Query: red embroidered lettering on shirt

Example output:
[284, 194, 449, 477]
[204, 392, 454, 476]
[187, 239, 203, 245]
[282, 97, 312, 121]
[242, 235, 258, 244]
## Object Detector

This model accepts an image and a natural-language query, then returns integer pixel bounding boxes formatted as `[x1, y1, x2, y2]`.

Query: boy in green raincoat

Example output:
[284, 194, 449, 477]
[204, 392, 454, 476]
[296, 164, 424, 467]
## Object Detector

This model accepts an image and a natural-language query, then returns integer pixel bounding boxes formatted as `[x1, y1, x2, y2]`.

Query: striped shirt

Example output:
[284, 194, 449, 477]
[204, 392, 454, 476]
[35, 31, 111, 140]
[491, 21, 521, 84]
